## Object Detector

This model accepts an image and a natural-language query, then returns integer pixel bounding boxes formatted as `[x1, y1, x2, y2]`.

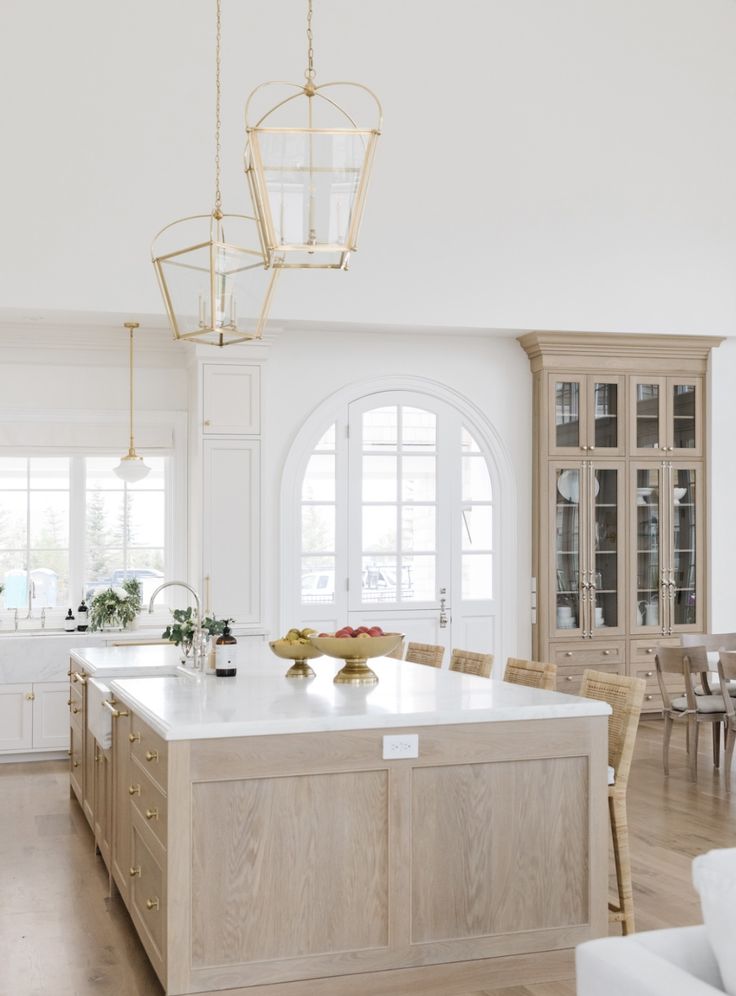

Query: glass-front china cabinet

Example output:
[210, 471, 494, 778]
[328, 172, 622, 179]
[521, 332, 720, 712]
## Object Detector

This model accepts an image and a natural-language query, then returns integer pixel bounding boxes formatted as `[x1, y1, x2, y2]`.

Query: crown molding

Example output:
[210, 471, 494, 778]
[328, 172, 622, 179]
[519, 330, 726, 372]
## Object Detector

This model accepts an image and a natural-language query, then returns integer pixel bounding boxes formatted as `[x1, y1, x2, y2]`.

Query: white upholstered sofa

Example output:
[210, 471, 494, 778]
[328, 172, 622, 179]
[576, 848, 736, 996]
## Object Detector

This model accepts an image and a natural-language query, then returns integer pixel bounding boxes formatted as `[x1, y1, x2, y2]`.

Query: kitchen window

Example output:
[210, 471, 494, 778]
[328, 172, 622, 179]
[0, 455, 170, 617]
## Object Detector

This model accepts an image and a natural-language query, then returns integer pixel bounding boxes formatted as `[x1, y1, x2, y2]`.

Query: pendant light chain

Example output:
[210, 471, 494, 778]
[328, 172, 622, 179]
[305, 0, 316, 82]
[125, 322, 140, 454]
[214, 0, 223, 217]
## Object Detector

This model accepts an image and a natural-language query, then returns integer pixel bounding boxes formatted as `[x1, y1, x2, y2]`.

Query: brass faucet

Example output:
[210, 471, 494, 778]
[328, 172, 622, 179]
[148, 581, 204, 670]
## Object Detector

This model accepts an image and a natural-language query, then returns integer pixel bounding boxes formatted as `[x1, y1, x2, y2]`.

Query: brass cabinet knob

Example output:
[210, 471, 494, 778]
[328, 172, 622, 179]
[129, 866, 141, 878]
[589, 445, 596, 451]
[128, 784, 140, 796]
[646, 694, 653, 701]
[67, 698, 72, 706]
[204, 419, 211, 427]
[146, 897, 160, 911]
[129, 732, 141, 743]
[145, 808, 159, 821]
[72, 706, 80, 714]
[565, 651, 573, 657]
[566, 675, 573, 681]
[25, 692, 35, 701]
[646, 648, 654, 654]
[646, 670, 653, 678]
[603, 650, 611, 656]
[73, 761, 80, 768]
[145, 750, 159, 762]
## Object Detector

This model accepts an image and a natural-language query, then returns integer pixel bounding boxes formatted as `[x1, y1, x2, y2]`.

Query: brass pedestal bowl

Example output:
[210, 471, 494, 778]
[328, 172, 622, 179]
[269, 641, 324, 679]
[307, 633, 403, 685]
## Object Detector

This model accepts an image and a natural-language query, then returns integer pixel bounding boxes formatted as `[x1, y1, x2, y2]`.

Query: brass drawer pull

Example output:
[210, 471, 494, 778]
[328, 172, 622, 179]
[73, 761, 80, 768]
[565, 651, 573, 657]
[646, 648, 654, 654]
[129, 866, 141, 878]
[67, 698, 72, 706]
[146, 897, 160, 911]
[103, 699, 129, 718]
[646, 670, 653, 678]
[145, 750, 159, 762]
[566, 675, 574, 681]
[145, 808, 159, 821]
[71, 706, 80, 714]
[129, 784, 141, 796]
[129, 732, 141, 744]
[71, 672, 87, 685]
[602, 650, 611, 656]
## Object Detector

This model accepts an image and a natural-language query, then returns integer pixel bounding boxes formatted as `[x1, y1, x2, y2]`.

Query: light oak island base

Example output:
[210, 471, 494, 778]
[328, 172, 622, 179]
[147, 716, 607, 995]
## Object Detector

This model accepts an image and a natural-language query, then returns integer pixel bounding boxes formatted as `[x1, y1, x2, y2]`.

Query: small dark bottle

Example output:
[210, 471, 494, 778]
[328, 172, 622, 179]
[215, 624, 237, 677]
[64, 609, 76, 632]
[76, 599, 89, 632]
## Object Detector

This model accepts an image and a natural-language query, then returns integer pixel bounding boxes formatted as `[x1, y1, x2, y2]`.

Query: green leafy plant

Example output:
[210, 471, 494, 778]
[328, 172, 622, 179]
[162, 607, 232, 647]
[88, 578, 142, 631]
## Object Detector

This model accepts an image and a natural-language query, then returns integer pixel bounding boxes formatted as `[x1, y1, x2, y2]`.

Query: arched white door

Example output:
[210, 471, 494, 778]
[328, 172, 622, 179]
[296, 390, 498, 660]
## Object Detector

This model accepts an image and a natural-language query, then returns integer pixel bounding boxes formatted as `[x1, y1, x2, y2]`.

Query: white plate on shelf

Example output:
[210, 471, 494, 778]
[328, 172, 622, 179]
[558, 470, 599, 504]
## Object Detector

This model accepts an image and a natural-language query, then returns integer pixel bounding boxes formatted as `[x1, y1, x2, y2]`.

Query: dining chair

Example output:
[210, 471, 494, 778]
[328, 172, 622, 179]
[717, 651, 736, 783]
[385, 638, 405, 660]
[503, 657, 557, 691]
[655, 645, 726, 780]
[404, 642, 444, 668]
[681, 633, 736, 699]
[580, 669, 645, 935]
[449, 648, 493, 678]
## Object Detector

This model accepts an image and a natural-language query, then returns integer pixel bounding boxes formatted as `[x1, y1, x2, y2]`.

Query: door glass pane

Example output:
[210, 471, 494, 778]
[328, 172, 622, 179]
[401, 456, 435, 502]
[362, 506, 396, 552]
[461, 506, 492, 551]
[636, 384, 660, 449]
[401, 555, 434, 601]
[593, 383, 618, 448]
[362, 407, 397, 450]
[636, 467, 661, 627]
[401, 506, 435, 552]
[362, 455, 397, 501]
[462, 455, 492, 501]
[301, 505, 335, 553]
[301, 556, 335, 604]
[462, 554, 493, 600]
[555, 468, 581, 629]
[672, 468, 697, 625]
[672, 384, 696, 449]
[555, 382, 580, 448]
[402, 408, 436, 451]
[592, 468, 617, 630]
[361, 556, 399, 603]
[302, 454, 335, 501]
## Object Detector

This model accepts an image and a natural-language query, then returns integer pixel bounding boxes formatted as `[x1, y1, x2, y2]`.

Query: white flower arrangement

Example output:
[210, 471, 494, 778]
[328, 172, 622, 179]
[88, 578, 142, 631]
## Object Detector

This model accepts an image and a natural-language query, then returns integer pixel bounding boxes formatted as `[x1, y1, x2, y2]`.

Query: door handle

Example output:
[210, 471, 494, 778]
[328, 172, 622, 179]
[439, 589, 450, 629]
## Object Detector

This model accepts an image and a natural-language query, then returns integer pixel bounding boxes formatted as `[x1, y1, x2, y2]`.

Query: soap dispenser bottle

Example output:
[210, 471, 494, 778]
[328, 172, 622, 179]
[64, 609, 76, 632]
[76, 599, 89, 632]
[215, 624, 237, 677]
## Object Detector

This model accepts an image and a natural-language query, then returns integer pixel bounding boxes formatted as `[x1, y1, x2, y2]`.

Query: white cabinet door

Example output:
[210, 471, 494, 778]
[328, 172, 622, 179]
[32, 681, 70, 750]
[202, 364, 260, 435]
[0, 684, 34, 752]
[202, 439, 260, 623]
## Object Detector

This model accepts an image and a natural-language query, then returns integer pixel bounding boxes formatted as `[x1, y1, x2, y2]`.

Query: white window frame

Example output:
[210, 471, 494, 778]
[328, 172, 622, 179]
[0, 409, 187, 628]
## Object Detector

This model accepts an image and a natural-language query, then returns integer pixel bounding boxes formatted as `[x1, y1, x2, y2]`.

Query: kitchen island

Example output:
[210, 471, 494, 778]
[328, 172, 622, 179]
[71, 645, 610, 996]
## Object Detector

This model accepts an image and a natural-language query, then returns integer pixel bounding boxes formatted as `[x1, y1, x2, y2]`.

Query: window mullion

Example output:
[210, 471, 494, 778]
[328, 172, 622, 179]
[69, 456, 86, 607]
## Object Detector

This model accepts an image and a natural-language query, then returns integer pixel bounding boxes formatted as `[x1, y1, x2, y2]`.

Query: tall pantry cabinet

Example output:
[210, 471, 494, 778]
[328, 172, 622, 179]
[519, 332, 722, 712]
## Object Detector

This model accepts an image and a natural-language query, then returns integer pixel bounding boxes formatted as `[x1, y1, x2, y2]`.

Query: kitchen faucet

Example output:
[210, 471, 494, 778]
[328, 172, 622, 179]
[22, 578, 36, 620]
[148, 581, 204, 670]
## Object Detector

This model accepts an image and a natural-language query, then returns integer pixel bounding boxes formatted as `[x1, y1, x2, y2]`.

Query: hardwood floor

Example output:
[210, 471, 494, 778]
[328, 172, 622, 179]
[0, 718, 733, 996]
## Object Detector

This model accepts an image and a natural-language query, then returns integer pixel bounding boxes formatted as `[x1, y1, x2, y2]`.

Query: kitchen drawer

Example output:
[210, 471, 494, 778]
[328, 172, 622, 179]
[69, 720, 83, 804]
[630, 637, 679, 664]
[551, 641, 626, 670]
[128, 715, 168, 792]
[131, 817, 166, 977]
[633, 666, 680, 714]
[129, 768, 167, 850]
[557, 661, 624, 697]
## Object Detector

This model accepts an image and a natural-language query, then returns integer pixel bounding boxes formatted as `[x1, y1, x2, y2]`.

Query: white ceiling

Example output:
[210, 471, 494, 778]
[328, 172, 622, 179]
[2, 0, 736, 335]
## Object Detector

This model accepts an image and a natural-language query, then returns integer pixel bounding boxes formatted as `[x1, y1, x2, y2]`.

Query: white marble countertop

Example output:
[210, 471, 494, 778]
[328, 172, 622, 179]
[70, 644, 183, 678]
[102, 646, 611, 741]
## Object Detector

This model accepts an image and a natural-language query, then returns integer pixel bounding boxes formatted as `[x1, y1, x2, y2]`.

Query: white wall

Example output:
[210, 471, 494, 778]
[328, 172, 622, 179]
[3, 0, 736, 334]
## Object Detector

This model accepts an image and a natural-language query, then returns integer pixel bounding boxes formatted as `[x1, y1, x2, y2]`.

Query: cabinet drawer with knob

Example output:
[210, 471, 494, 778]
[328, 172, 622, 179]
[130, 819, 166, 979]
[551, 641, 626, 670]
[128, 718, 168, 792]
[556, 661, 624, 697]
[630, 637, 679, 666]
[129, 772, 167, 850]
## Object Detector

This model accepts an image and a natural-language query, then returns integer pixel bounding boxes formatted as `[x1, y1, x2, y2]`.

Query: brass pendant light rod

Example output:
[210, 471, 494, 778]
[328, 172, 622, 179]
[213, 0, 223, 218]
[114, 322, 150, 483]
[125, 321, 140, 457]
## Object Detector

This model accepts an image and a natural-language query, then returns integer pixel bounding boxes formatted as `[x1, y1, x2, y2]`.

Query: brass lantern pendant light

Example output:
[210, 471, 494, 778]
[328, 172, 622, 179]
[114, 322, 150, 484]
[152, 0, 280, 347]
[245, 0, 382, 270]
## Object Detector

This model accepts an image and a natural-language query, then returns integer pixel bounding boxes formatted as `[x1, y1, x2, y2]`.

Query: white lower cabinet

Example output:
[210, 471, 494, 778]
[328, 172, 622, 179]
[0, 680, 69, 754]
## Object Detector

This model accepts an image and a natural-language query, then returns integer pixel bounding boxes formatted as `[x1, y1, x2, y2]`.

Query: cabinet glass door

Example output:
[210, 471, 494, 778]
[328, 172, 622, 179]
[552, 378, 583, 452]
[631, 378, 666, 455]
[670, 466, 700, 628]
[591, 380, 621, 452]
[553, 465, 584, 633]
[669, 381, 701, 455]
[633, 465, 663, 631]
[590, 466, 622, 632]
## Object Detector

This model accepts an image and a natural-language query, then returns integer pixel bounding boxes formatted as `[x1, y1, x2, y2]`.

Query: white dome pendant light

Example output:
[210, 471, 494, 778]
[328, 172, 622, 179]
[114, 322, 150, 484]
